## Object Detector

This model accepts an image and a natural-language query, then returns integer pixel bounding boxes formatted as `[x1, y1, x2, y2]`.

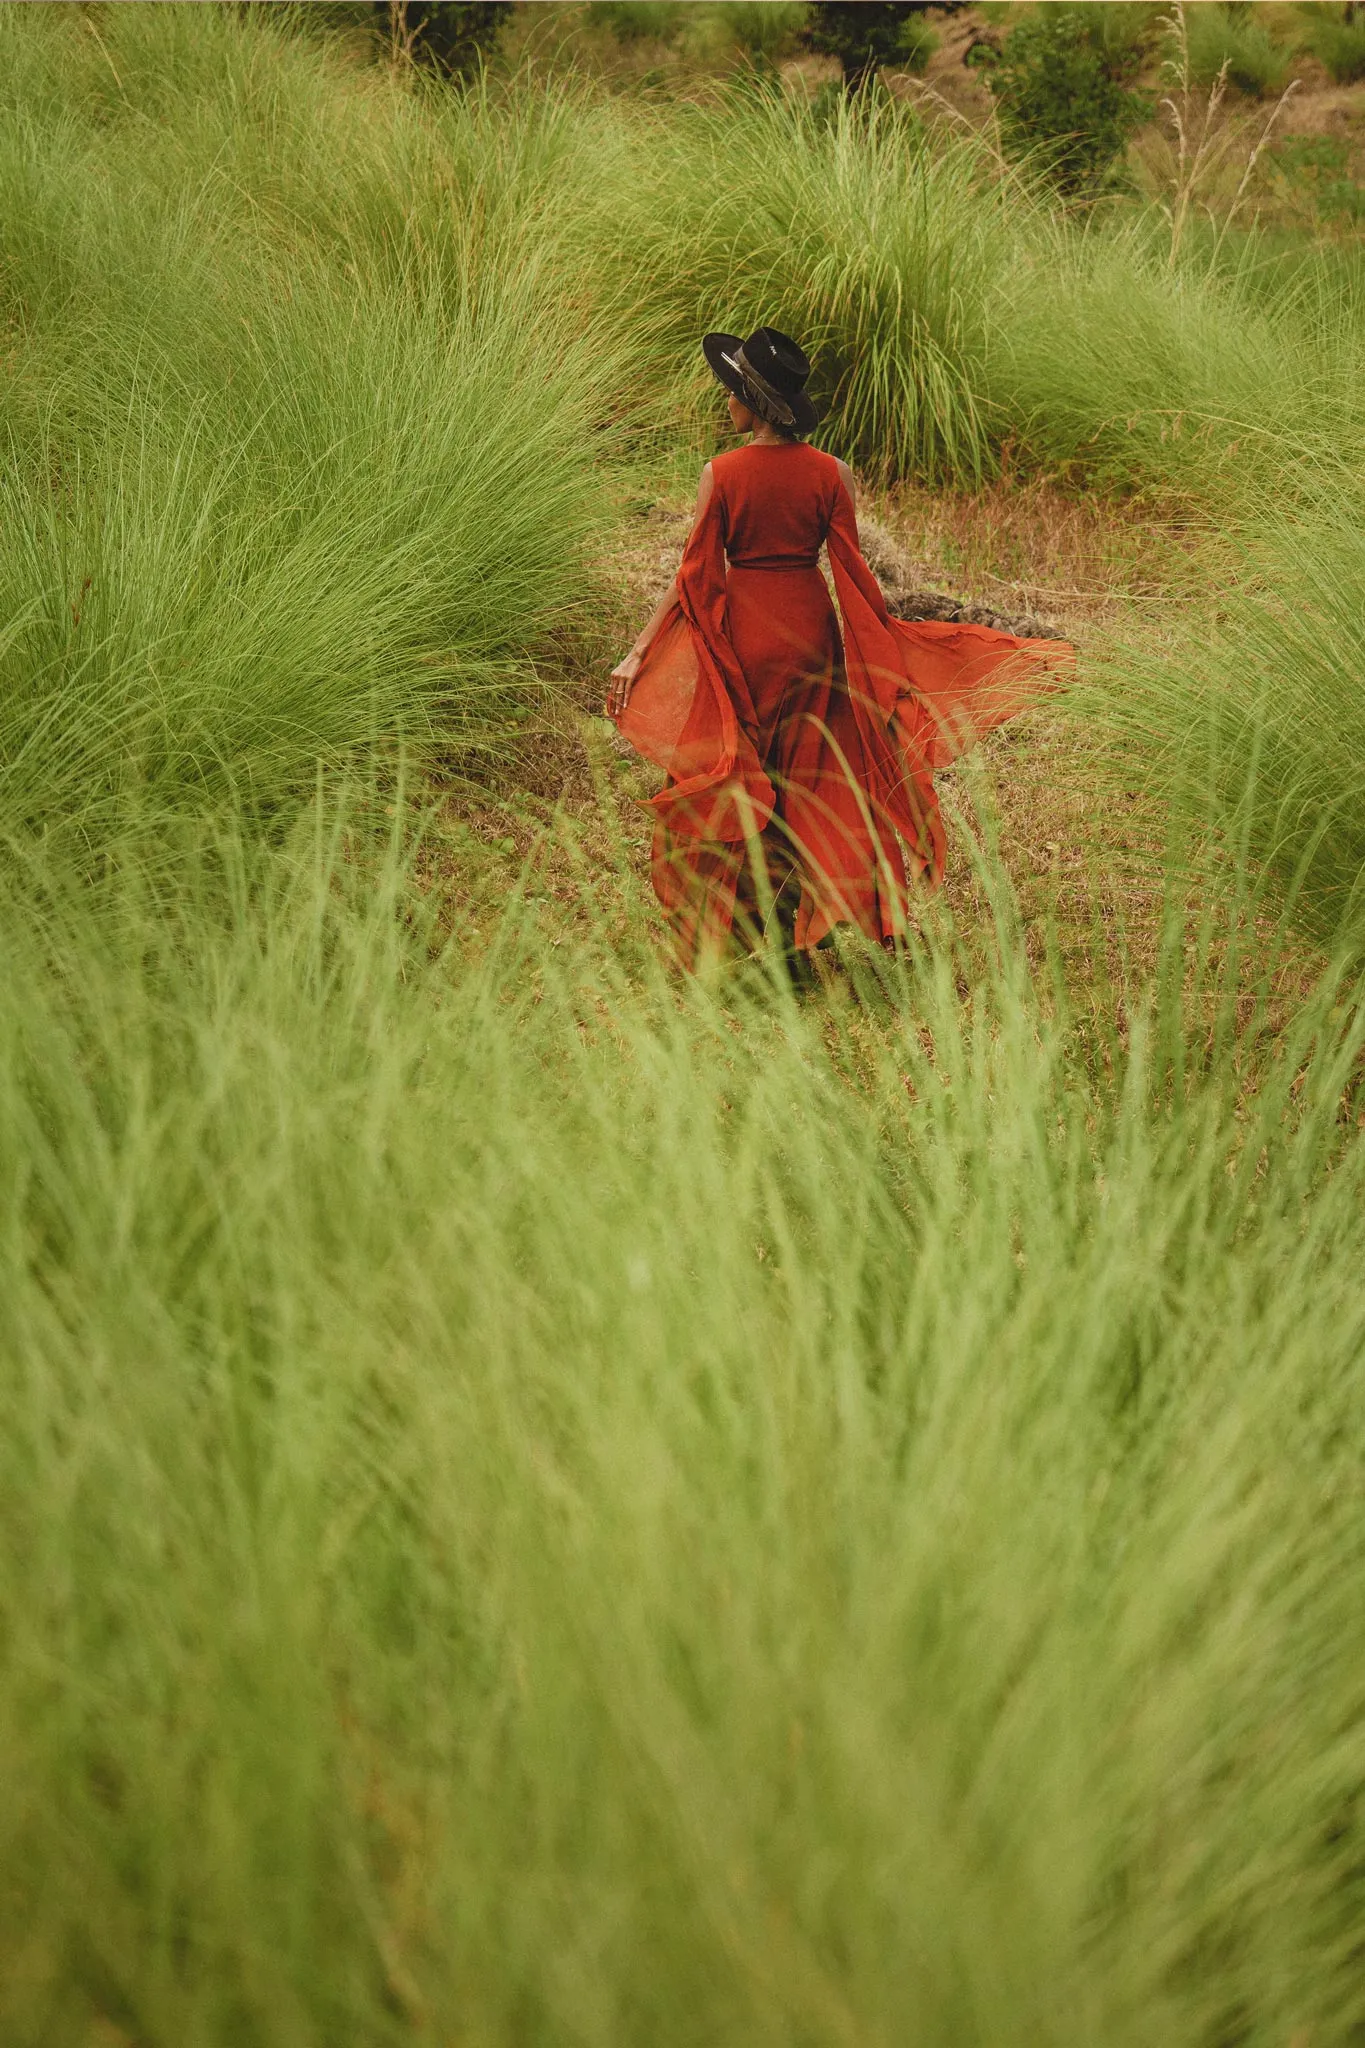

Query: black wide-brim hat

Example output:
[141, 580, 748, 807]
[703, 325, 819, 436]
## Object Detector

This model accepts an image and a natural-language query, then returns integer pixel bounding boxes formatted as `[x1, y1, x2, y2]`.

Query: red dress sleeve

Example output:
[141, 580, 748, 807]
[615, 473, 775, 843]
[818, 480, 944, 882]
[825, 480, 1071, 771]
[823, 478, 1071, 884]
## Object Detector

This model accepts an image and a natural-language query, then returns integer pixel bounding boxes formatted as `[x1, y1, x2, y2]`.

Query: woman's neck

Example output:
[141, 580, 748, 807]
[750, 426, 786, 447]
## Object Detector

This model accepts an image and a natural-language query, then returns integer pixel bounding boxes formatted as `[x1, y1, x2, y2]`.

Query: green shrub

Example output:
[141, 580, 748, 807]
[1089, 484, 1365, 954]
[578, 87, 1015, 480]
[1264, 134, 1365, 224]
[383, 1, 511, 75]
[897, 10, 940, 74]
[805, 1, 934, 87]
[584, 0, 684, 42]
[1301, 5, 1365, 81]
[1182, 2, 1294, 94]
[0, 288, 607, 830]
[989, 3, 1153, 197]
[0, 5, 614, 831]
[995, 210, 1365, 491]
[1271, 132, 1351, 175]
[711, 1, 810, 61]
[1320, 175, 1365, 222]
[570, 72, 1365, 489]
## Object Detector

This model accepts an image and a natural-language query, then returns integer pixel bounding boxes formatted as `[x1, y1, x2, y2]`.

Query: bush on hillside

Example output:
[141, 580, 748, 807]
[898, 11, 940, 73]
[584, 1, 684, 43]
[1264, 134, 1365, 225]
[804, 1, 943, 88]
[1092, 482, 1365, 955]
[1181, 3, 1294, 94]
[0, 5, 612, 827]
[372, 0, 511, 74]
[584, 88, 1010, 480]
[1301, 4, 1365, 82]
[712, 2, 810, 62]
[989, 4, 1153, 197]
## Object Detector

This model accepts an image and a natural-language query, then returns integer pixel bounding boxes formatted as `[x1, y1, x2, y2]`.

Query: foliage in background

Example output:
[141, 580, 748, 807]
[1153, 1, 1303, 268]
[1093, 481, 1365, 956]
[0, 4, 613, 832]
[711, 1, 812, 62]
[988, 3, 1154, 196]
[580, 1, 811, 65]
[1299, 0, 1365, 82]
[1179, 0, 1295, 95]
[804, 0, 944, 87]
[583, 0, 684, 44]
[1265, 133, 1365, 223]
[896, 8, 941, 75]
[377, 0, 512, 75]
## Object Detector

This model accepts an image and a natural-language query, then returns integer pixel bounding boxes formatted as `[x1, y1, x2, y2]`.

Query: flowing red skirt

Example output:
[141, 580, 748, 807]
[615, 460, 1070, 965]
[721, 563, 894, 946]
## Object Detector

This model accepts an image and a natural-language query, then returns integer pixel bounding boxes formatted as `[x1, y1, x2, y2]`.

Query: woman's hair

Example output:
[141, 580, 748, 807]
[736, 380, 804, 442]
[741, 397, 803, 443]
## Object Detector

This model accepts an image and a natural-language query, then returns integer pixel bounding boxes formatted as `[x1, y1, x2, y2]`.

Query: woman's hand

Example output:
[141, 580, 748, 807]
[605, 649, 642, 720]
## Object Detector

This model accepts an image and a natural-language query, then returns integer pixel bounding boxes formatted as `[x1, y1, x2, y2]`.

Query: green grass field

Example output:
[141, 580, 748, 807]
[4, 6, 1365, 2043]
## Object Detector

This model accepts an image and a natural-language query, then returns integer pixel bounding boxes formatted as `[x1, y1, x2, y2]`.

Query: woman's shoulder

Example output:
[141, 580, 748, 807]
[829, 453, 856, 502]
[709, 446, 747, 485]
[715, 441, 841, 479]
[790, 443, 850, 499]
[788, 442, 841, 470]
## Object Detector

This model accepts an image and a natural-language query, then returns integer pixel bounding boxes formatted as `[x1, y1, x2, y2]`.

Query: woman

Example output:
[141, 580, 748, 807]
[607, 326, 1066, 966]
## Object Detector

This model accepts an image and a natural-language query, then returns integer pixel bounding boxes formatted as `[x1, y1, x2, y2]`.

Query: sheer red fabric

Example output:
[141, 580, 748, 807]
[615, 442, 1069, 962]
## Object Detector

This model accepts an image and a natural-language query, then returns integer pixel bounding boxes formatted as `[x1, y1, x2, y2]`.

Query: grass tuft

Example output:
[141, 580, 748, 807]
[1300, 2, 1365, 82]
[0, 6, 619, 833]
[1180, 2, 1296, 95]
[3, 798, 1365, 2045]
[4, 9, 1365, 2040]
[1087, 478, 1365, 956]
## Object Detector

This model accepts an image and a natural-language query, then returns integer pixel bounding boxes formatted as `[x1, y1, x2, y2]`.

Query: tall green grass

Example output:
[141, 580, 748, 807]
[5, 13, 1365, 2040]
[3, 802, 1365, 2045]
[1090, 480, 1365, 955]
[574, 86, 1014, 480]
[0, 5, 615, 830]
[9, 2, 1361, 546]
[1303, 5, 1365, 84]
[1180, 2, 1295, 95]
[567, 82, 1365, 490]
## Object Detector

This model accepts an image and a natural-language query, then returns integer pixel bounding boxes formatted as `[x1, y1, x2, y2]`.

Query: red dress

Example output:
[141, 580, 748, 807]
[616, 442, 1066, 962]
